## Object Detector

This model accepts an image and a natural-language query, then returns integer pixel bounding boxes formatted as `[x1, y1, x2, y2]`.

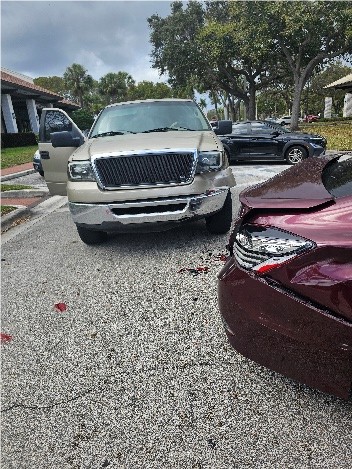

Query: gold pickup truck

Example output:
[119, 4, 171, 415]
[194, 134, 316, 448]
[39, 99, 236, 244]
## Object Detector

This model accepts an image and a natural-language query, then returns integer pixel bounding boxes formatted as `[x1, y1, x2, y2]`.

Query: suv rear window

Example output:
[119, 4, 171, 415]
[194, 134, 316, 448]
[322, 155, 352, 197]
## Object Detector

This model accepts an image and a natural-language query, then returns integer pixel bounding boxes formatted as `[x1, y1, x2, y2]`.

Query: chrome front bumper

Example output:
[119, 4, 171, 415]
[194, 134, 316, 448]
[69, 188, 229, 231]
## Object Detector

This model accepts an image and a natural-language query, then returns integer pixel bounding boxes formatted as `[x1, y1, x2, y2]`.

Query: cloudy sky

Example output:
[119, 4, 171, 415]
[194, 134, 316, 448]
[1, 0, 173, 83]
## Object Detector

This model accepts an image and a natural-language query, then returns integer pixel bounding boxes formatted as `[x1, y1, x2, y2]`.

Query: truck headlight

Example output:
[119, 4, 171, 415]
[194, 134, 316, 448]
[195, 151, 222, 173]
[68, 161, 96, 181]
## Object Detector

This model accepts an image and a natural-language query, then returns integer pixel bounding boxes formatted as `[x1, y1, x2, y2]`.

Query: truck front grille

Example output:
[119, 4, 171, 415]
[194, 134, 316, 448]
[93, 152, 196, 189]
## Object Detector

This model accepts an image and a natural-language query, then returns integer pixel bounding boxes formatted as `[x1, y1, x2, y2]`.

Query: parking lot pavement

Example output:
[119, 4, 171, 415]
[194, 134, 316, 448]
[1, 167, 352, 468]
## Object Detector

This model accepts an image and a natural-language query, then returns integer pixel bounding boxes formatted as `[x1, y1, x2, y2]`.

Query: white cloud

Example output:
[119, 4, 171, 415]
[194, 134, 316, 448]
[1, 1, 172, 82]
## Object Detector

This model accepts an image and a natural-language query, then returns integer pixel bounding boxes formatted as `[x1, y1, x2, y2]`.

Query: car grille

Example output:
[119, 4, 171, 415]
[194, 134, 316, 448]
[93, 152, 196, 189]
[234, 239, 269, 269]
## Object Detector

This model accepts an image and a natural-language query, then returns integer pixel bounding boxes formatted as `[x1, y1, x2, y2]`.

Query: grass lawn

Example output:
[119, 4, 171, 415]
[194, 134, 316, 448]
[1, 183, 33, 191]
[1, 145, 38, 169]
[299, 121, 352, 151]
[1, 205, 17, 216]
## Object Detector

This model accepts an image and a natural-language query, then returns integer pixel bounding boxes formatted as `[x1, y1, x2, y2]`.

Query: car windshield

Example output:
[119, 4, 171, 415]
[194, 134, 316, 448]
[322, 155, 352, 197]
[90, 101, 211, 137]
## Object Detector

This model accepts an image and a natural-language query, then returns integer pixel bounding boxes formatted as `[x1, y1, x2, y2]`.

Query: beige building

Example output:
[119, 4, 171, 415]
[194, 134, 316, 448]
[1, 68, 79, 134]
[324, 73, 352, 118]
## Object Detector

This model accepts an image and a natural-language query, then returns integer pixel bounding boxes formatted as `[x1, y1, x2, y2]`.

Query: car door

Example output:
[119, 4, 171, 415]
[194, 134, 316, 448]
[38, 108, 85, 195]
[249, 122, 281, 159]
[223, 122, 252, 159]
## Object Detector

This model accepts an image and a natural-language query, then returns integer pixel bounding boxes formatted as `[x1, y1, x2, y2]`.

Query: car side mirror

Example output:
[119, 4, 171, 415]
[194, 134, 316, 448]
[213, 120, 233, 135]
[271, 130, 280, 137]
[51, 131, 81, 148]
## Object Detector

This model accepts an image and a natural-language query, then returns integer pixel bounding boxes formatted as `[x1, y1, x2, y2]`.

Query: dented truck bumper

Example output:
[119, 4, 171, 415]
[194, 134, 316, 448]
[69, 188, 229, 232]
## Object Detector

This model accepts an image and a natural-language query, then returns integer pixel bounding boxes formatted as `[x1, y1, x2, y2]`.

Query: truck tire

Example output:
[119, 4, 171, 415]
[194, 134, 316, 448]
[205, 190, 233, 234]
[76, 226, 108, 245]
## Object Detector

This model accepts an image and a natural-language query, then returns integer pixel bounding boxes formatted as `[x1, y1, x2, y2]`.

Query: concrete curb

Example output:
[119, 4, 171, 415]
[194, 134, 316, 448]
[1, 196, 68, 242]
[1, 188, 49, 198]
[0, 168, 35, 182]
[1, 205, 30, 232]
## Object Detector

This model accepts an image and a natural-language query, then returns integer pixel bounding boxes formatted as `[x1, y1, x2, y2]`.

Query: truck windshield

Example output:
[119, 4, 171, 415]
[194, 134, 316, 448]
[90, 100, 211, 137]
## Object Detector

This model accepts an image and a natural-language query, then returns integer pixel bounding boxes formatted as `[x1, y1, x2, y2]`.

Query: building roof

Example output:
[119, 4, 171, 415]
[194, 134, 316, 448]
[1, 68, 80, 109]
[324, 73, 352, 90]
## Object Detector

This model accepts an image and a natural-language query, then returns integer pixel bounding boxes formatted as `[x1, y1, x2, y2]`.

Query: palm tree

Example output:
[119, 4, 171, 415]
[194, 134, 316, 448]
[63, 63, 94, 107]
[99, 72, 135, 104]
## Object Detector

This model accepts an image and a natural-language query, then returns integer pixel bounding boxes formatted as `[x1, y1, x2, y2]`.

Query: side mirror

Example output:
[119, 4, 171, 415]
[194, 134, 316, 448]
[271, 130, 280, 137]
[213, 120, 233, 135]
[50, 131, 81, 148]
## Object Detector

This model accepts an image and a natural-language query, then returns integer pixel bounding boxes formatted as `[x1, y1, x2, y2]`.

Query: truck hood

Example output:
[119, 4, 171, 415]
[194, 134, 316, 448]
[72, 131, 221, 160]
[240, 155, 334, 209]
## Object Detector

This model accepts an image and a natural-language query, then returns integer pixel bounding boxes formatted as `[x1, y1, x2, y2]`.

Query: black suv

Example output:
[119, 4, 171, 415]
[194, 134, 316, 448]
[220, 120, 327, 164]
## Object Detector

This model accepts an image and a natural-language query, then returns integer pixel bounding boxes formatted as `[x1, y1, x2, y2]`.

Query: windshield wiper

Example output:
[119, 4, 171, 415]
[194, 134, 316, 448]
[91, 131, 135, 138]
[142, 127, 180, 133]
[142, 126, 194, 133]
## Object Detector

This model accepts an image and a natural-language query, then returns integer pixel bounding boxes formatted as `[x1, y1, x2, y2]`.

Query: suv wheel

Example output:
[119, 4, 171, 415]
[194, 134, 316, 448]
[76, 226, 108, 245]
[285, 145, 307, 164]
[205, 190, 232, 234]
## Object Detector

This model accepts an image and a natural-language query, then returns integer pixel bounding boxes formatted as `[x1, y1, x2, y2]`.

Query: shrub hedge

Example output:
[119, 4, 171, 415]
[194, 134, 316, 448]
[1, 132, 38, 149]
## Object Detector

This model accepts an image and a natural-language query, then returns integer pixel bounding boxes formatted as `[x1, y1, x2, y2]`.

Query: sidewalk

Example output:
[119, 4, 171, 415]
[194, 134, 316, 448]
[1, 163, 50, 232]
[0, 162, 34, 178]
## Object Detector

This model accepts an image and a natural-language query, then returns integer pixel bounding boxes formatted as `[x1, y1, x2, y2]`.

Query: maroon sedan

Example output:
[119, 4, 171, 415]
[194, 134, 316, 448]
[218, 154, 352, 399]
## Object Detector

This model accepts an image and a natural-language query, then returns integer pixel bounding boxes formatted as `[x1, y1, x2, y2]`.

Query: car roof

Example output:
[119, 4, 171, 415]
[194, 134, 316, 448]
[232, 120, 278, 124]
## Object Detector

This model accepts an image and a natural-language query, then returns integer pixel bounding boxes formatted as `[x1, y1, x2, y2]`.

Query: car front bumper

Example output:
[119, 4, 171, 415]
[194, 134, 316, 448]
[218, 256, 352, 399]
[69, 188, 229, 232]
[309, 143, 326, 157]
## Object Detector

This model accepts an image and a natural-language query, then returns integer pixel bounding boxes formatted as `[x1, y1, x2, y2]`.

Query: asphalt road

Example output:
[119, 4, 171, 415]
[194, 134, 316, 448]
[1, 164, 352, 468]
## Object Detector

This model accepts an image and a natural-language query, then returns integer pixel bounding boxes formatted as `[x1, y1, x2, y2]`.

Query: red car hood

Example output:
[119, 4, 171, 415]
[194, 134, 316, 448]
[240, 156, 334, 209]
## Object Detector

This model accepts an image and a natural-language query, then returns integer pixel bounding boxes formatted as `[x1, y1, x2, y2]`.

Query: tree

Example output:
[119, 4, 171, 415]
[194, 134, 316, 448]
[149, 1, 352, 126]
[148, 1, 286, 119]
[63, 63, 94, 107]
[33, 76, 66, 95]
[148, 1, 205, 93]
[99, 72, 135, 104]
[70, 109, 95, 131]
[252, 1, 352, 129]
[128, 81, 174, 100]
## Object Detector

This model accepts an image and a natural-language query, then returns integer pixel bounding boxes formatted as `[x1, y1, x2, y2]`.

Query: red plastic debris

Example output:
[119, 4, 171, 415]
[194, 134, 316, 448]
[196, 266, 209, 272]
[178, 266, 209, 275]
[1, 333, 12, 343]
[54, 302, 68, 312]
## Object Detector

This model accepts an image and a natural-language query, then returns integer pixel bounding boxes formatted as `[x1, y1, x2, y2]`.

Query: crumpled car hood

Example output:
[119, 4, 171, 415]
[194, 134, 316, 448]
[240, 155, 335, 209]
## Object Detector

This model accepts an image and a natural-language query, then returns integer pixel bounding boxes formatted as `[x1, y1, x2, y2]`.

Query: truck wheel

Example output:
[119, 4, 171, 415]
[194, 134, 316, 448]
[76, 226, 108, 245]
[285, 145, 307, 164]
[205, 190, 232, 234]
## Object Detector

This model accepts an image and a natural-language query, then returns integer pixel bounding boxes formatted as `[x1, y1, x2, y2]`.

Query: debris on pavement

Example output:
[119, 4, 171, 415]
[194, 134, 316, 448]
[1, 333, 13, 343]
[54, 302, 68, 312]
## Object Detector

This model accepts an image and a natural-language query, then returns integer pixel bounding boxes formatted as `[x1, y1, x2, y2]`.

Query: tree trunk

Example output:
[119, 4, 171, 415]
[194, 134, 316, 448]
[233, 100, 240, 121]
[290, 74, 306, 130]
[247, 83, 256, 120]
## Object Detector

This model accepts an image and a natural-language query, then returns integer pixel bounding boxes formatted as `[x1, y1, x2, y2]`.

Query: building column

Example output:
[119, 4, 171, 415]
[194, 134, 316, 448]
[343, 93, 352, 117]
[1, 94, 18, 133]
[324, 97, 332, 118]
[26, 98, 40, 133]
